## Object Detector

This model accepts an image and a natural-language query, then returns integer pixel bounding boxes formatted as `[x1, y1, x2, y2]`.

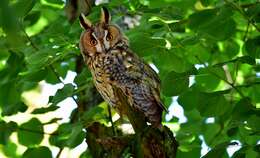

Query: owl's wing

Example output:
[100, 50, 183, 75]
[109, 49, 167, 112]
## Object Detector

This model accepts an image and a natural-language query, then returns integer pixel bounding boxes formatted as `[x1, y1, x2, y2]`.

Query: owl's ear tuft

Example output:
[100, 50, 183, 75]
[79, 13, 92, 30]
[101, 7, 111, 24]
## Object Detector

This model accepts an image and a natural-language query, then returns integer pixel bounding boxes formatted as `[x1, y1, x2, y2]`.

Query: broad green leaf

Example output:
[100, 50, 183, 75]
[197, 92, 230, 117]
[0, 0, 24, 47]
[82, 106, 104, 124]
[188, 7, 236, 41]
[185, 43, 210, 64]
[161, 71, 189, 96]
[232, 98, 256, 121]
[45, 0, 64, 5]
[195, 67, 226, 92]
[12, 0, 37, 18]
[17, 118, 44, 146]
[1, 102, 27, 116]
[32, 105, 59, 114]
[202, 142, 231, 158]
[177, 147, 201, 158]
[1, 141, 19, 158]
[201, 123, 221, 146]
[223, 40, 240, 58]
[49, 123, 84, 148]
[128, 33, 165, 57]
[66, 123, 85, 148]
[49, 123, 72, 147]
[23, 146, 52, 158]
[24, 11, 41, 26]
[21, 68, 48, 82]
[247, 115, 260, 131]
[50, 83, 75, 105]
[0, 121, 17, 145]
[74, 68, 91, 86]
[178, 89, 200, 111]
[244, 36, 260, 58]
[154, 50, 193, 73]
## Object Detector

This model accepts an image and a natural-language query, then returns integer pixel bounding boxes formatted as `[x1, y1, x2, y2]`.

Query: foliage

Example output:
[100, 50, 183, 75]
[0, 0, 260, 157]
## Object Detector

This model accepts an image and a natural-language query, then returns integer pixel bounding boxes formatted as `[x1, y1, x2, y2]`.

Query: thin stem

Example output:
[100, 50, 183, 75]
[107, 105, 116, 136]
[55, 148, 63, 158]
[20, 24, 39, 50]
[243, 21, 250, 42]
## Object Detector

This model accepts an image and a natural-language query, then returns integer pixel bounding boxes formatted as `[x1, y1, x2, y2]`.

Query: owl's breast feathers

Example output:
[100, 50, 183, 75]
[87, 46, 166, 126]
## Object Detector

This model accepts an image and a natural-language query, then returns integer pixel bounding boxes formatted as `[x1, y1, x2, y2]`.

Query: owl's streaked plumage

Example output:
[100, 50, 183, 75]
[79, 7, 166, 127]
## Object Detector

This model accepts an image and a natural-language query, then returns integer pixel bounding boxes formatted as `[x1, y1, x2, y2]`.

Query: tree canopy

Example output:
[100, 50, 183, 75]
[0, 0, 260, 158]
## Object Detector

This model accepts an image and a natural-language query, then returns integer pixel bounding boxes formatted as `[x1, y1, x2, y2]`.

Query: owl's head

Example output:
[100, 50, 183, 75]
[79, 7, 127, 59]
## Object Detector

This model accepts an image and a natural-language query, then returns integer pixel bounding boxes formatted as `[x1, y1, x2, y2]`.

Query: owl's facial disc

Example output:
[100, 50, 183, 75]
[91, 25, 118, 53]
[90, 28, 109, 53]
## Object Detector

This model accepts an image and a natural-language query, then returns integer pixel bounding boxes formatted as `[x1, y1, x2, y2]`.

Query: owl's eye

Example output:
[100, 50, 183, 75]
[89, 39, 97, 46]
[106, 34, 113, 41]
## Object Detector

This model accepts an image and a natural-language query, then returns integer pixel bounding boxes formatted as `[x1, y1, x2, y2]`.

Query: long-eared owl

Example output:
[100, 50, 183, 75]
[79, 7, 166, 127]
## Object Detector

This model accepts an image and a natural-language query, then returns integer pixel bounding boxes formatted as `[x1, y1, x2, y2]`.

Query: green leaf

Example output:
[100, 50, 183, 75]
[232, 98, 255, 121]
[0, 121, 18, 145]
[128, 32, 165, 57]
[202, 142, 231, 158]
[161, 71, 189, 96]
[247, 115, 260, 131]
[197, 92, 230, 117]
[244, 36, 260, 58]
[21, 68, 48, 82]
[177, 146, 201, 158]
[1, 141, 19, 158]
[195, 67, 226, 92]
[49, 123, 72, 147]
[185, 43, 210, 64]
[74, 68, 91, 86]
[0, 0, 24, 47]
[32, 105, 59, 114]
[82, 106, 104, 124]
[49, 123, 84, 148]
[223, 40, 240, 58]
[23, 146, 52, 158]
[1, 102, 27, 116]
[25, 49, 51, 70]
[201, 123, 221, 145]
[45, 0, 64, 5]
[50, 83, 75, 105]
[24, 11, 41, 26]
[188, 7, 236, 41]
[17, 118, 44, 146]
[12, 0, 37, 18]
[66, 123, 85, 148]
[154, 50, 193, 73]
[178, 88, 200, 111]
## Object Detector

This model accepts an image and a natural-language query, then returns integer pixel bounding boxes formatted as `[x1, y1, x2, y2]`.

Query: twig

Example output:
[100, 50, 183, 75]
[107, 104, 116, 136]
[20, 24, 39, 50]
[243, 21, 250, 41]
[55, 148, 63, 158]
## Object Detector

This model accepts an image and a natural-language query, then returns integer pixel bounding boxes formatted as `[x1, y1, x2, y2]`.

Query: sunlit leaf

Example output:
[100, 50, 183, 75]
[17, 118, 44, 146]
[23, 146, 52, 158]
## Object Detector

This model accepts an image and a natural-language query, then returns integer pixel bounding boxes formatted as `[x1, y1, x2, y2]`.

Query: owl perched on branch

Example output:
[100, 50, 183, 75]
[79, 7, 167, 128]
